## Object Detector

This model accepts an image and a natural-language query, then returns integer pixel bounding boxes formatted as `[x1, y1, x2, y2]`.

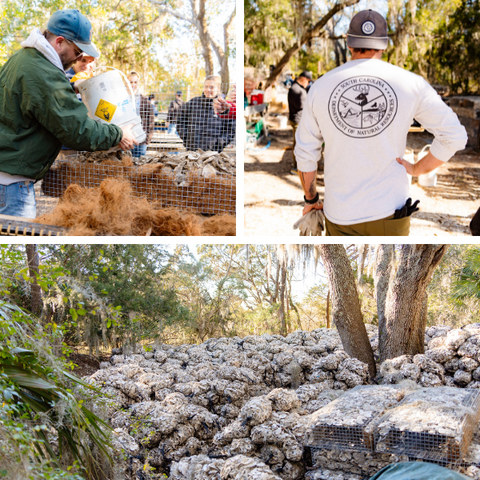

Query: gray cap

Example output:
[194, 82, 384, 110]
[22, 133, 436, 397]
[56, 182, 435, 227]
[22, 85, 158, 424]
[299, 71, 313, 80]
[347, 10, 388, 50]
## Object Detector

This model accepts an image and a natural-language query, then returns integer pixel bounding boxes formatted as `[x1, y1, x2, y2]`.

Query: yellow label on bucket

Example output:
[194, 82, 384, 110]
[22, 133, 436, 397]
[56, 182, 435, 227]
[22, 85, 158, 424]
[95, 99, 117, 122]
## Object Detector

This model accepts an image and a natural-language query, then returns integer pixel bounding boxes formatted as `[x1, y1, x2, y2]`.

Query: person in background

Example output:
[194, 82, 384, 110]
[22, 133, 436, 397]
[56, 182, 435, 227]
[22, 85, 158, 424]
[148, 94, 159, 117]
[177, 76, 235, 152]
[288, 71, 312, 174]
[167, 91, 184, 135]
[65, 52, 96, 82]
[127, 71, 155, 158]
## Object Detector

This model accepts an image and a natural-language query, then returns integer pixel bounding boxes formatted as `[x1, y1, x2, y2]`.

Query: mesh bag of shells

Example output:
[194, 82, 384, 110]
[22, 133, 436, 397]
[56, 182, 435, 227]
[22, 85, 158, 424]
[369, 387, 480, 463]
[306, 385, 405, 453]
[40, 150, 236, 215]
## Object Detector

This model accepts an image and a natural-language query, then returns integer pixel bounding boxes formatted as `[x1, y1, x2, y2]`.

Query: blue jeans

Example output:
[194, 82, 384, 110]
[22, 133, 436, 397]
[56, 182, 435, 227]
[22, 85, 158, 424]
[131, 144, 147, 158]
[167, 123, 177, 135]
[0, 181, 36, 218]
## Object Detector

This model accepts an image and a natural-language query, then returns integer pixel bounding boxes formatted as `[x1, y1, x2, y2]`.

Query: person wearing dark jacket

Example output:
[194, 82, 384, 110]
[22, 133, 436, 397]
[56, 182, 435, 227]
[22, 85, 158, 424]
[128, 72, 155, 158]
[167, 91, 184, 135]
[176, 76, 235, 152]
[287, 71, 312, 174]
[0, 9, 137, 218]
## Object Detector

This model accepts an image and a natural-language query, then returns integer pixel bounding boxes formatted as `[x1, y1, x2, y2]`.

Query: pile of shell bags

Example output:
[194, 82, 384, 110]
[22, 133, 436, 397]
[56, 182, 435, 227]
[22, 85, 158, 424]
[85, 323, 480, 479]
[87, 328, 371, 479]
[379, 324, 480, 388]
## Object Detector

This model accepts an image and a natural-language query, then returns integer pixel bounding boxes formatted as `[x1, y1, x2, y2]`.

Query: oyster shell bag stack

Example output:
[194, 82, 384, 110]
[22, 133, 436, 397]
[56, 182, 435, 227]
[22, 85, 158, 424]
[78, 67, 146, 144]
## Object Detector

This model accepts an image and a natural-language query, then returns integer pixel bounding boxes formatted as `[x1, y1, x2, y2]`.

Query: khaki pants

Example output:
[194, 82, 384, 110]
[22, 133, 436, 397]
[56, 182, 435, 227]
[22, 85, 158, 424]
[325, 214, 410, 236]
[288, 120, 299, 169]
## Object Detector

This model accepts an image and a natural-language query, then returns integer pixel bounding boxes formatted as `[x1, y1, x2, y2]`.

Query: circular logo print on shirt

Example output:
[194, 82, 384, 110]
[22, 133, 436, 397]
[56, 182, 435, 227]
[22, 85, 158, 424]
[361, 21, 375, 35]
[328, 75, 398, 139]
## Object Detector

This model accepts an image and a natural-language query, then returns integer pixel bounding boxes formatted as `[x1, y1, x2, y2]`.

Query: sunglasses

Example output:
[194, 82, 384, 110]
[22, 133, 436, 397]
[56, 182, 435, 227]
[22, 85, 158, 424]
[63, 38, 83, 58]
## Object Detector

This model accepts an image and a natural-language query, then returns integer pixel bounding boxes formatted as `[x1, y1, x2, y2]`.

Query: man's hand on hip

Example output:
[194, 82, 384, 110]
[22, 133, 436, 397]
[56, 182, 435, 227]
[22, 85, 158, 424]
[119, 123, 139, 151]
[396, 151, 444, 176]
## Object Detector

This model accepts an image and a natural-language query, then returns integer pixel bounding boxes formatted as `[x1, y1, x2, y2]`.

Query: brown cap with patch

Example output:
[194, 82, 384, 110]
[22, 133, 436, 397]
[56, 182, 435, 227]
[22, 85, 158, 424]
[347, 10, 388, 50]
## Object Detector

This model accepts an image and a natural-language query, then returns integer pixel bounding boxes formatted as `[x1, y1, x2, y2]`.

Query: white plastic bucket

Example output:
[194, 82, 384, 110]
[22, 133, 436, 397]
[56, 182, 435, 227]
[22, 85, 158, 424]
[417, 144, 437, 187]
[278, 116, 288, 128]
[404, 149, 415, 185]
[78, 68, 146, 144]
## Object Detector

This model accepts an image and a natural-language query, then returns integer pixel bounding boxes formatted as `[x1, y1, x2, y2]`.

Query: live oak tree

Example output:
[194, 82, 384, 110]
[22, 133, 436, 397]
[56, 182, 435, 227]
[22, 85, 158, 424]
[318, 244, 449, 378]
[150, 0, 236, 87]
[263, 0, 360, 88]
[318, 244, 377, 378]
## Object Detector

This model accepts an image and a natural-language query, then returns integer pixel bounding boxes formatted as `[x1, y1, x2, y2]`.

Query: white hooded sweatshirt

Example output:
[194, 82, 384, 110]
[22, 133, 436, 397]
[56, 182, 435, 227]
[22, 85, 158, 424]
[21, 28, 64, 72]
[295, 58, 468, 225]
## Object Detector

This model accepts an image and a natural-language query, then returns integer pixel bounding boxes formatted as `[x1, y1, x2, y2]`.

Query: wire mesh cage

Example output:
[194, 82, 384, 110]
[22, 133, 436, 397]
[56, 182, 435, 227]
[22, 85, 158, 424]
[306, 385, 404, 453]
[370, 387, 480, 464]
[37, 80, 237, 217]
[132, 80, 236, 156]
[40, 151, 235, 215]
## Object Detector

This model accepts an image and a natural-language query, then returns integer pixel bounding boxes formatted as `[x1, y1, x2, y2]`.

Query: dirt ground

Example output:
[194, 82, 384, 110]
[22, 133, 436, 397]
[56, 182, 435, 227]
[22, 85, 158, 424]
[68, 352, 106, 377]
[245, 125, 480, 237]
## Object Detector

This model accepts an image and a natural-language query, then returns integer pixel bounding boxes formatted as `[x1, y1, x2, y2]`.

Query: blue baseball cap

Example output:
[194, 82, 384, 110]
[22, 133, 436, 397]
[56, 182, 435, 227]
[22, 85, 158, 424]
[47, 9, 99, 58]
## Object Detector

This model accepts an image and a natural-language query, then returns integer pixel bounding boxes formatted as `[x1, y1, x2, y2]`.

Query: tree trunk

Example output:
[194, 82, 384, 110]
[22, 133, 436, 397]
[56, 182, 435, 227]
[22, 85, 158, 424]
[379, 244, 449, 362]
[26, 244, 42, 317]
[278, 262, 287, 336]
[264, 0, 360, 88]
[374, 244, 395, 344]
[326, 289, 330, 329]
[196, 0, 214, 77]
[210, 7, 235, 91]
[318, 244, 376, 378]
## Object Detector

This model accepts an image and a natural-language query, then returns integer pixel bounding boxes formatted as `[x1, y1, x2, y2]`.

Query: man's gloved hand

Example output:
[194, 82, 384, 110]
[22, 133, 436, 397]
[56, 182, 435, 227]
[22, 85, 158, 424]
[394, 198, 420, 219]
[293, 209, 325, 236]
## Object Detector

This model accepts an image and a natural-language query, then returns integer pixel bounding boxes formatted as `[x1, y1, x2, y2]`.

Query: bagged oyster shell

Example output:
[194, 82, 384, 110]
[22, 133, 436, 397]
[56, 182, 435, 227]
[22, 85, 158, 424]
[238, 396, 273, 426]
[371, 387, 480, 462]
[170, 454, 225, 480]
[266, 389, 301, 412]
[307, 385, 405, 451]
[220, 454, 282, 480]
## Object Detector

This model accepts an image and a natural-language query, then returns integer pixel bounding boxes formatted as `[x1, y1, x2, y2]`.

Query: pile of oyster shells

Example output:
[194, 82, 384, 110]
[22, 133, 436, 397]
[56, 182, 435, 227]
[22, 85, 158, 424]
[66, 149, 236, 177]
[133, 150, 236, 177]
[86, 324, 480, 480]
[378, 324, 480, 388]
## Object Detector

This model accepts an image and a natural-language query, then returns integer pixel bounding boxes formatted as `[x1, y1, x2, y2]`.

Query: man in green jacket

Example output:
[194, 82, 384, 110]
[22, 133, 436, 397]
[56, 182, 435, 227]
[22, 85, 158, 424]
[0, 9, 138, 218]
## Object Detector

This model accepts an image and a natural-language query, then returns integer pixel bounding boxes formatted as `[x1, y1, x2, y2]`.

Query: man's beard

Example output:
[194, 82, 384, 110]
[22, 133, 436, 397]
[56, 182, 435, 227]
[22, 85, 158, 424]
[58, 51, 74, 71]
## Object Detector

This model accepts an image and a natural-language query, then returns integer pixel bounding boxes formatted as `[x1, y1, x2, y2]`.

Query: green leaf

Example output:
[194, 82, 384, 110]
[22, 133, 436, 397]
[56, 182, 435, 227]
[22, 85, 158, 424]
[0, 365, 56, 390]
[11, 347, 34, 356]
[69, 308, 78, 321]
[107, 319, 112, 329]
[77, 309, 87, 316]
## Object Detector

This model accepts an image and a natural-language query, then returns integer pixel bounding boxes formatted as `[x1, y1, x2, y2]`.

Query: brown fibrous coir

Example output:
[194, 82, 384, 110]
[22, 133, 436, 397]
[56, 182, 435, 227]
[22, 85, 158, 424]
[36, 178, 235, 236]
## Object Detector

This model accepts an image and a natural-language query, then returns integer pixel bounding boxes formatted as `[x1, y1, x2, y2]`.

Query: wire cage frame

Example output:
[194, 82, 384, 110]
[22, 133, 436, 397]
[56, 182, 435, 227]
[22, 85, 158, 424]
[39, 152, 236, 216]
[306, 385, 404, 454]
[126, 80, 236, 155]
[370, 388, 480, 465]
[36, 80, 237, 216]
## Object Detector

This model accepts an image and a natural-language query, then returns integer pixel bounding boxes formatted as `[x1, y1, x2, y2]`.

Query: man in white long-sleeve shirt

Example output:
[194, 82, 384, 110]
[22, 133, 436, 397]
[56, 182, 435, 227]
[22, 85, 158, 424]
[295, 9, 468, 236]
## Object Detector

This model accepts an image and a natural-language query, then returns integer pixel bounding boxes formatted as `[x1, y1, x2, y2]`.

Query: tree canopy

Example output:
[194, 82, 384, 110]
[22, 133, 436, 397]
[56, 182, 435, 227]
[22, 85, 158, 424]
[245, 0, 478, 94]
[0, 0, 235, 85]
